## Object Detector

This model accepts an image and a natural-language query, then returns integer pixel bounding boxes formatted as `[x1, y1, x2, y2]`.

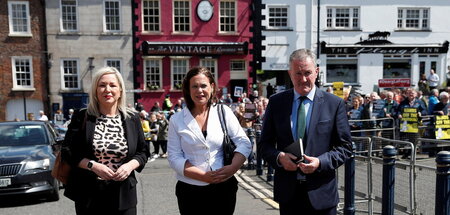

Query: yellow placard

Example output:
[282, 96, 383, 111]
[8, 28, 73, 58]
[333, 82, 344, 99]
[400, 107, 419, 133]
[435, 115, 450, 139]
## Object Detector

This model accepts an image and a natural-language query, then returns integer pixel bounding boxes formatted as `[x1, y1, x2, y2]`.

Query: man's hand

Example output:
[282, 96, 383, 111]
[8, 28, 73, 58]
[278, 152, 298, 171]
[298, 155, 320, 174]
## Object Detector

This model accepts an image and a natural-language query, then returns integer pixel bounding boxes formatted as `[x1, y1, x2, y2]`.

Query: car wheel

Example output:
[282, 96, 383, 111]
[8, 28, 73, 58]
[47, 179, 60, 201]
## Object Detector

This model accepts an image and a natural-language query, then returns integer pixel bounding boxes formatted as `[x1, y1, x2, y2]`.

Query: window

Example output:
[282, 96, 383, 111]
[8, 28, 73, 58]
[173, 0, 190, 33]
[8, 1, 31, 36]
[104, 0, 121, 32]
[326, 60, 357, 83]
[142, 0, 160, 32]
[144, 58, 162, 90]
[61, 0, 78, 32]
[267, 6, 289, 29]
[326, 7, 359, 30]
[171, 58, 189, 90]
[61, 59, 80, 90]
[383, 59, 411, 79]
[397, 8, 429, 30]
[105, 59, 121, 72]
[230, 60, 245, 72]
[220, 0, 236, 33]
[200, 59, 217, 80]
[11, 56, 33, 89]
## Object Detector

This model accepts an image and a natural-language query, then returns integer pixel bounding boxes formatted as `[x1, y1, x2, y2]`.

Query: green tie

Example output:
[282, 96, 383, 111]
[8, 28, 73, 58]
[297, 96, 307, 139]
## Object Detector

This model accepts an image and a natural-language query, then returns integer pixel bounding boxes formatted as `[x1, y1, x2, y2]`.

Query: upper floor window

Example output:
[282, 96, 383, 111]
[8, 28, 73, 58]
[144, 58, 162, 90]
[173, 0, 191, 33]
[8, 1, 31, 36]
[11, 56, 33, 90]
[220, 0, 236, 33]
[230, 60, 245, 72]
[61, 0, 78, 32]
[104, 0, 121, 32]
[267, 6, 289, 29]
[105, 59, 122, 73]
[142, 0, 160, 32]
[200, 59, 217, 81]
[171, 58, 189, 90]
[397, 8, 429, 30]
[61, 59, 80, 90]
[326, 7, 359, 30]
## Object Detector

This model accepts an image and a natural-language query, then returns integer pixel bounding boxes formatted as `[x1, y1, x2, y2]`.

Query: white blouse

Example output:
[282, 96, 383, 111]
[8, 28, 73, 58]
[167, 104, 252, 186]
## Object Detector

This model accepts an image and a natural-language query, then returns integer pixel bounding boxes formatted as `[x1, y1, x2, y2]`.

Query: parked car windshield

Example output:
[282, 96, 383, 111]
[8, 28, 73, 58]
[0, 124, 48, 146]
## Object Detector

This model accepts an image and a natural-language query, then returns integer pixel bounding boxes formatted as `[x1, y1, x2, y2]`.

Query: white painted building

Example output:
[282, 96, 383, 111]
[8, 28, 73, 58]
[45, 0, 134, 116]
[262, 0, 450, 94]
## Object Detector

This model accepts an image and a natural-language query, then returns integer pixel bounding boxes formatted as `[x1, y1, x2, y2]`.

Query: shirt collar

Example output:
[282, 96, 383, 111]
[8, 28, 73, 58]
[293, 86, 316, 102]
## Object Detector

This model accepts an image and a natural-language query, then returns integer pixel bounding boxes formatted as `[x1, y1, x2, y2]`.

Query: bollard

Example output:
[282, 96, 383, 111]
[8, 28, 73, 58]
[382, 145, 397, 215]
[344, 142, 356, 215]
[435, 151, 450, 215]
[267, 165, 274, 182]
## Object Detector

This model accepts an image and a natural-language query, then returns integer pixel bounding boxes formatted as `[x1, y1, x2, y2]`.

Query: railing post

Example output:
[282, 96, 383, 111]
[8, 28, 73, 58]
[382, 145, 397, 215]
[344, 142, 356, 215]
[435, 151, 450, 215]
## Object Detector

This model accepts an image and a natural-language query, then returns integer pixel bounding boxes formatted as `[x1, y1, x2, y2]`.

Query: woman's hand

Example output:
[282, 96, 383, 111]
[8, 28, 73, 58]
[91, 162, 116, 181]
[210, 165, 239, 183]
[112, 160, 140, 181]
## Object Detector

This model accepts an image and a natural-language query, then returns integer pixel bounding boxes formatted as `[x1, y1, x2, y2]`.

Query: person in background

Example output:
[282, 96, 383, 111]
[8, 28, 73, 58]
[140, 110, 151, 150]
[418, 73, 430, 96]
[67, 108, 75, 121]
[62, 67, 149, 214]
[259, 49, 352, 215]
[266, 83, 274, 98]
[168, 67, 251, 215]
[428, 89, 440, 115]
[149, 113, 160, 159]
[163, 94, 173, 111]
[433, 91, 450, 115]
[156, 112, 169, 158]
[348, 95, 363, 137]
[150, 101, 162, 112]
[38, 110, 49, 121]
[174, 99, 184, 112]
[428, 69, 440, 91]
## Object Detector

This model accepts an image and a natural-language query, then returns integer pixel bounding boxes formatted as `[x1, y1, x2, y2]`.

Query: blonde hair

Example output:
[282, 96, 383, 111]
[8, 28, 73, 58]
[87, 66, 135, 119]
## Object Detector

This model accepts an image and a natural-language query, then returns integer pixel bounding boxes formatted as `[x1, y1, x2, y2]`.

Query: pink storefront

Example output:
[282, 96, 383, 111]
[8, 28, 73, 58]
[133, 0, 253, 111]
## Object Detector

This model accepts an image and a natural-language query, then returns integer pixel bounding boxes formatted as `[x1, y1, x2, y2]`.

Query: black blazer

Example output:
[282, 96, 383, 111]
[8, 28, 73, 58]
[62, 109, 149, 210]
[259, 88, 352, 210]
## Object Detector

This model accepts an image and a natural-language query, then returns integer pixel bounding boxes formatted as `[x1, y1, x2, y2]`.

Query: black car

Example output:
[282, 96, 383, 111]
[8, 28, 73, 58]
[0, 121, 63, 201]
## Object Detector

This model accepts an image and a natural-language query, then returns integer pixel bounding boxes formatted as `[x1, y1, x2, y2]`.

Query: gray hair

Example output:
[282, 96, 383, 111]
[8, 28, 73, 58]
[289, 49, 317, 65]
[440, 91, 449, 99]
[87, 66, 135, 119]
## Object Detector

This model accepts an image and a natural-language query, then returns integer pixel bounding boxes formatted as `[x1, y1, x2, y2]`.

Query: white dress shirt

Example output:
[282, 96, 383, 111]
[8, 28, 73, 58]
[168, 104, 252, 186]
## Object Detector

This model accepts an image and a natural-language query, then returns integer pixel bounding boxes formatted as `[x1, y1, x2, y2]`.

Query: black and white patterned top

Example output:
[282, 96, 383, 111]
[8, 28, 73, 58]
[93, 114, 128, 171]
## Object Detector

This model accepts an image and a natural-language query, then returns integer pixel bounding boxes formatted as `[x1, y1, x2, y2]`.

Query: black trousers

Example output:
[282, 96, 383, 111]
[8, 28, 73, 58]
[175, 176, 238, 215]
[279, 182, 336, 215]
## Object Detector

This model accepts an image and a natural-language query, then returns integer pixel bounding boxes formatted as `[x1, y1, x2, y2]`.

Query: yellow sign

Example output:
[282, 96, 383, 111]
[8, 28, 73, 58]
[256, 69, 264, 75]
[435, 115, 450, 139]
[333, 82, 344, 99]
[400, 107, 418, 133]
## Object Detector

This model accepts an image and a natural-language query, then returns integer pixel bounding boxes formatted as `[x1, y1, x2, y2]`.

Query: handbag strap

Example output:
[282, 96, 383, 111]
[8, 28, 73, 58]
[217, 104, 228, 136]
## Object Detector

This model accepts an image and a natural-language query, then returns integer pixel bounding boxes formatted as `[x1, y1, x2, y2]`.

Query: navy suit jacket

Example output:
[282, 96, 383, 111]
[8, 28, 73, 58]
[62, 109, 149, 210]
[260, 88, 352, 210]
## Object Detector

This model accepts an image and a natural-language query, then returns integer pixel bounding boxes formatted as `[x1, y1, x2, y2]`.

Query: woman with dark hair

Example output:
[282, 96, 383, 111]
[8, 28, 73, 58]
[167, 67, 252, 215]
[62, 67, 149, 215]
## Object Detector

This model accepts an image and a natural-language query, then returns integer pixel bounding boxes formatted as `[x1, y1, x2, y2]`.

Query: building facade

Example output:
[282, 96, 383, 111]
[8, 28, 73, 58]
[133, 0, 253, 110]
[261, 0, 450, 95]
[46, 0, 134, 118]
[0, 0, 48, 121]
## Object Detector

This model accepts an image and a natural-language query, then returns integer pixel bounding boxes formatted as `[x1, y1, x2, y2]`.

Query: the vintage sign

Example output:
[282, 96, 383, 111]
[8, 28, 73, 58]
[378, 78, 411, 88]
[142, 41, 248, 55]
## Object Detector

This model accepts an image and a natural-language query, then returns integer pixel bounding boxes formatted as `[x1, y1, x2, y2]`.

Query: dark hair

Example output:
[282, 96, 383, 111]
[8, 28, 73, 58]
[182, 67, 218, 110]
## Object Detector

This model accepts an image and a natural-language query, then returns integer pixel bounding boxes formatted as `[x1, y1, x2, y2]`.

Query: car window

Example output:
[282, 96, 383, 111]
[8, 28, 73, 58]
[0, 125, 49, 146]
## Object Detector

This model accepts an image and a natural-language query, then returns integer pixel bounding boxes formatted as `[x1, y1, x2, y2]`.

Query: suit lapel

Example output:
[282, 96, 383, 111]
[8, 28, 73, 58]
[123, 112, 136, 156]
[284, 89, 295, 143]
[183, 108, 207, 145]
[306, 89, 324, 152]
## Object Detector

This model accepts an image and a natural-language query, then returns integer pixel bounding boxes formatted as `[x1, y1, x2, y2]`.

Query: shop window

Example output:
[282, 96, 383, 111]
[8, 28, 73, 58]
[11, 56, 33, 90]
[173, 0, 191, 33]
[61, 59, 80, 90]
[230, 60, 245, 72]
[8, 1, 31, 36]
[397, 8, 429, 30]
[144, 58, 162, 90]
[171, 58, 189, 90]
[142, 0, 160, 32]
[104, 0, 121, 32]
[105, 59, 121, 72]
[220, 0, 236, 33]
[200, 59, 217, 81]
[420, 61, 425, 75]
[61, 0, 78, 32]
[326, 62, 357, 83]
[326, 7, 359, 30]
[267, 6, 289, 29]
[383, 61, 411, 78]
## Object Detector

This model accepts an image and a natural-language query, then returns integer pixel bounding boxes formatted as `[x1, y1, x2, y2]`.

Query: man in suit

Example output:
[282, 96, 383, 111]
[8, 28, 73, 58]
[260, 49, 352, 215]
